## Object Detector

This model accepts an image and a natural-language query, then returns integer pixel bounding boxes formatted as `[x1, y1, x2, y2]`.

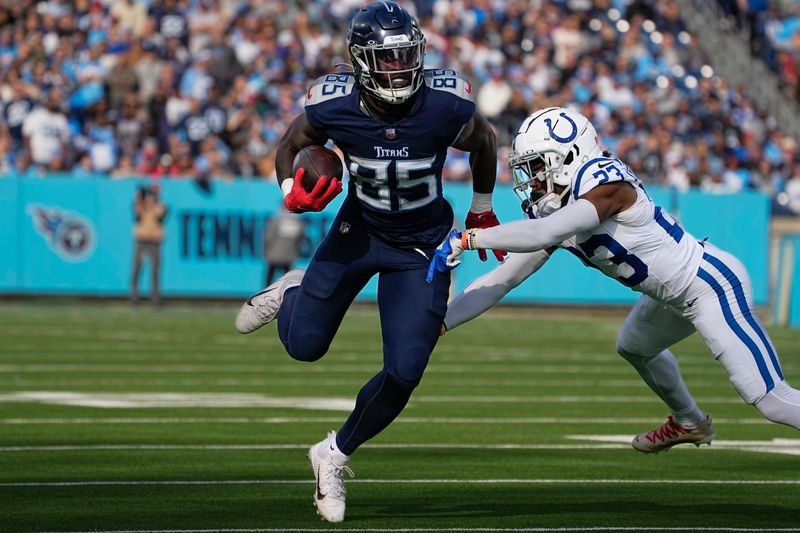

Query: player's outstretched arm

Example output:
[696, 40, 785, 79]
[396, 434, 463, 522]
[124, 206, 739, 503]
[463, 199, 600, 255]
[458, 181, 636, 257]
[452, 111, 507, 263]
[443, 249, 552, 332]
[276, 113, 341, 213]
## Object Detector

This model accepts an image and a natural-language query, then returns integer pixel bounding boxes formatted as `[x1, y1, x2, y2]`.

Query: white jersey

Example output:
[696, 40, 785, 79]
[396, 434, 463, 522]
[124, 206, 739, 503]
[22, 107, 70, 165]
[559, 156, 704, 304]
[445, 153, 793, 414]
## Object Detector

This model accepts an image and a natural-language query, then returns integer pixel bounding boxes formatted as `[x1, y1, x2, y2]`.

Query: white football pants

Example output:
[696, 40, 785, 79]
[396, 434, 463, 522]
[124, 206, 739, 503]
[617, 244, 800, 429]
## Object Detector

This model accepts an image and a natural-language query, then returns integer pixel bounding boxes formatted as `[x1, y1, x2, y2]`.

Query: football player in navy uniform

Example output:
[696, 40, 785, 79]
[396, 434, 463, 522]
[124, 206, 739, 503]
[235, 1, 505, 522]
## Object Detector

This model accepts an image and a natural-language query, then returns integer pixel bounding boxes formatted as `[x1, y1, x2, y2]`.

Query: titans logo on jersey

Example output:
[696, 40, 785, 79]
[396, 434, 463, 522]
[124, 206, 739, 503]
[304, 69, 475, 247]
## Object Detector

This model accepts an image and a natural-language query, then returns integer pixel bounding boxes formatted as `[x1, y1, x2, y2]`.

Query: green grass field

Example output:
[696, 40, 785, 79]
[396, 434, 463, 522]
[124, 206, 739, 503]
[1, 301, 799, 533]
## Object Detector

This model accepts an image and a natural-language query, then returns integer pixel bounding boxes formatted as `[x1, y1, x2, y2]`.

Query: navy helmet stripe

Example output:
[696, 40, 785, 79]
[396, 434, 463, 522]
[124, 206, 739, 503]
[703, 253, 784, 380]
[572, 157, 614, 200]
[528, 107, 558, 126]
[696, 266, 775, 392]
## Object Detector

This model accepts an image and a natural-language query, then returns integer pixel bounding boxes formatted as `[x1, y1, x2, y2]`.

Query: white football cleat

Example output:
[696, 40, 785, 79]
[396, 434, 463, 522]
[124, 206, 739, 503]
[235, 269, 304, 333]
[308, 431, 353, 523]
[632, 414, 715, 454]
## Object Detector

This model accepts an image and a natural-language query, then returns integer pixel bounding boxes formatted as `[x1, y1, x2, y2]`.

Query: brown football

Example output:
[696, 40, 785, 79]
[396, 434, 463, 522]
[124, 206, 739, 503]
[292, 145, 344, 193]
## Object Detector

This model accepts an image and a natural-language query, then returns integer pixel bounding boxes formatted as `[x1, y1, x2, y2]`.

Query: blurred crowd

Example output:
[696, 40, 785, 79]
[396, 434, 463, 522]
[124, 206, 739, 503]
[717, 1, 800, 100]
[1, 0, 800, 214]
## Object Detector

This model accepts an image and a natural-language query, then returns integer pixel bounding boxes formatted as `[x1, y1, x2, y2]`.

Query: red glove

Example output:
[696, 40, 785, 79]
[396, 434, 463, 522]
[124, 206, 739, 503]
[283, 167, 343, 213]
[465, 209, 507, 262]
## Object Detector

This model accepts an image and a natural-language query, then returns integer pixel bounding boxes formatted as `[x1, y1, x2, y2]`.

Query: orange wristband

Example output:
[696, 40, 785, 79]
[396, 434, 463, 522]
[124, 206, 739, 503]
[461, 229, 478, 250]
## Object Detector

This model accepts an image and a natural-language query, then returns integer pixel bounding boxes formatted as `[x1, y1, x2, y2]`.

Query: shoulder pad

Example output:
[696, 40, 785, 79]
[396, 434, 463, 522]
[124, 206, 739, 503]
[424, 69, 474, 102]
[572, 157, 639, 200]
[305, 73, 356, 107]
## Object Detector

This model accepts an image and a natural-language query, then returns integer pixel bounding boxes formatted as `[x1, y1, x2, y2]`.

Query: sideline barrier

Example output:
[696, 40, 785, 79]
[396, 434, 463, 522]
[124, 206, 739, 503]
[772, 220, 800, 328]
[0, 176, 770, 306]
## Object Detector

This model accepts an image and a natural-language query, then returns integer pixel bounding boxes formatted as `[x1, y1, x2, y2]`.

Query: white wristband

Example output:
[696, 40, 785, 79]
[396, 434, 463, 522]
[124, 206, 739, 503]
[470, 191, 493, 213]
[280, 179, 294, 198]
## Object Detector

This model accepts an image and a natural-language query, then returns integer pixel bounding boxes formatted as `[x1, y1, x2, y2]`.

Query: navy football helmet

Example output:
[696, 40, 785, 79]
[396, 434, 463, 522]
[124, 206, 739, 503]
[346, 1, 426, 105]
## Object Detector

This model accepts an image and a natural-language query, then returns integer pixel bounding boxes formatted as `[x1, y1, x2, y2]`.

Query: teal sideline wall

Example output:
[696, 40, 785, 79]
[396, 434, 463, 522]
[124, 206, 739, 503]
[0, 176, 769, 305]
[791, 236, 800, 328]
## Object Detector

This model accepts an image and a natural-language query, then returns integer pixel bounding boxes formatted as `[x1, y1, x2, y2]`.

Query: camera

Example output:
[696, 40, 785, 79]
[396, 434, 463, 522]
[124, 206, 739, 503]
[138, 184, 160, 200]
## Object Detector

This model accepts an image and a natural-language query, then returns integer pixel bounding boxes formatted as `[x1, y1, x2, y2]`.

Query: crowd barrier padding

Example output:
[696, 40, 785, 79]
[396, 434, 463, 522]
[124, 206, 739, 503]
[0, 176, 771, 307]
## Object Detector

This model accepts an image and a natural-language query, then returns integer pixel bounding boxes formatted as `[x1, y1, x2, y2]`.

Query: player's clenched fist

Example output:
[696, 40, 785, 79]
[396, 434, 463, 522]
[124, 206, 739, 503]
[283, 167, 342, 213]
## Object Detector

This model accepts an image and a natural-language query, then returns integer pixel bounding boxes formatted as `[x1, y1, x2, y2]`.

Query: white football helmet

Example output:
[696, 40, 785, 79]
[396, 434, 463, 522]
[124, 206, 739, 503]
[509, 107, 602, 218]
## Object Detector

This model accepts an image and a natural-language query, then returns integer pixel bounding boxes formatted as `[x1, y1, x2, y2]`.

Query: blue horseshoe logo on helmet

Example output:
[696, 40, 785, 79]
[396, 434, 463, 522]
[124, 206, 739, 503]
[543, 112, 578, 143]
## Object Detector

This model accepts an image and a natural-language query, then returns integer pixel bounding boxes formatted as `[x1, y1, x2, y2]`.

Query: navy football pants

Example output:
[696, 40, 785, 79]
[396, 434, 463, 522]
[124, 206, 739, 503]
[277, 202, 451, 455]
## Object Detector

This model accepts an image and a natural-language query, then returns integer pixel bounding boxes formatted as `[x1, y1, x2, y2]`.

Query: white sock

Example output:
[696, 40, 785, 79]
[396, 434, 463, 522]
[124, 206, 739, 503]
[672, 406, 706, 428]
[621, 349, 705, 426]
[327, 433, 349, 466]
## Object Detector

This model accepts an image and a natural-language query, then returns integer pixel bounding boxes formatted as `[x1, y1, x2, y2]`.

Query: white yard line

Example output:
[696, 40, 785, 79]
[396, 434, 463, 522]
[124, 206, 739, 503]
[0, 391, 745, 409]
[0, 443, 631, 452]
[0, 378, 724, 388]
[0, 392, 355, 410]
[413, 396, 743, 404]
[25, 526, 800, 533]
[0, 364, 725, 375]
[566, 435, 800, 455]
[1, 348, 717, 365]
[3, 438, 797, 455]
[3, 479, 799, 488]
[0, 416, 772, 425]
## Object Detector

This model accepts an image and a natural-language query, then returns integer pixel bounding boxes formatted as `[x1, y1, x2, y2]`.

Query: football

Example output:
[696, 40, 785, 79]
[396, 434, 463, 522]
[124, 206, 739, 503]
[292, 145, 344, 193]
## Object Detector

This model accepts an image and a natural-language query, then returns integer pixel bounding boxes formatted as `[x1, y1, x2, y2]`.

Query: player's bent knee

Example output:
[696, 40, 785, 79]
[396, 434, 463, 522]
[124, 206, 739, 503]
[754, 382, 800, 430]
[381, 371, 420, 403]
[615, 328, 647, 361]
[388, 345, 432, 385]
[285, 333, 329, 362]
[616, 345, 651, 364]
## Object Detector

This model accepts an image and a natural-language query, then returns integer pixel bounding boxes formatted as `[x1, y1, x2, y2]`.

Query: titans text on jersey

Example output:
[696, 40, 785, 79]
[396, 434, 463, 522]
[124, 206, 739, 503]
[304, 69, 474, 247]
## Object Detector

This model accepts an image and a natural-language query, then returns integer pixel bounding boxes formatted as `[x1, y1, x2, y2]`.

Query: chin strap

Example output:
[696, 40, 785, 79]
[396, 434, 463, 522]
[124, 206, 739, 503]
[531, 185, 571, 218]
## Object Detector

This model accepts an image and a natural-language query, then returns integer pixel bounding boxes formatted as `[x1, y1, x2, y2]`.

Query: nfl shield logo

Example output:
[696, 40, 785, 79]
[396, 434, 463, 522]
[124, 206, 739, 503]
[385, 128, 396, 140]
[339, 222, 351, 234]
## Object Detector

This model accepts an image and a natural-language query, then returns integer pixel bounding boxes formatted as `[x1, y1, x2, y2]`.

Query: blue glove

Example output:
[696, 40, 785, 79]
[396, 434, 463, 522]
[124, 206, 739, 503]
[426, 229, 463, 283]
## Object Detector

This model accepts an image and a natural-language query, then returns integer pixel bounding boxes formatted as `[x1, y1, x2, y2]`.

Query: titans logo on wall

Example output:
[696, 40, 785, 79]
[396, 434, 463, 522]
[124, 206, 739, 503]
[27, 205, 96, 262]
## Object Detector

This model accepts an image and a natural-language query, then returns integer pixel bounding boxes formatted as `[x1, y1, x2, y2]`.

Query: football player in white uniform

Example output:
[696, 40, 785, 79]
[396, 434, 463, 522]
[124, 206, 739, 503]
[429, 107, 800, 452]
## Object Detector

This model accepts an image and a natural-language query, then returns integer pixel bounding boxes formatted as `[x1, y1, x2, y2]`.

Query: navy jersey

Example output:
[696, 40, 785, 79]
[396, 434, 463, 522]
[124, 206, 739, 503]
[304, 69, 475, 247]
[4, 98, 33, 142]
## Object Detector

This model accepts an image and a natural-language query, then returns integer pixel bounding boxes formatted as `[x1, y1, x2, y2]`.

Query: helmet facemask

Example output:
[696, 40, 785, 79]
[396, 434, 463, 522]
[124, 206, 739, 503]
[350, 35, 426, 105]
[511, 149, 571, 219]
